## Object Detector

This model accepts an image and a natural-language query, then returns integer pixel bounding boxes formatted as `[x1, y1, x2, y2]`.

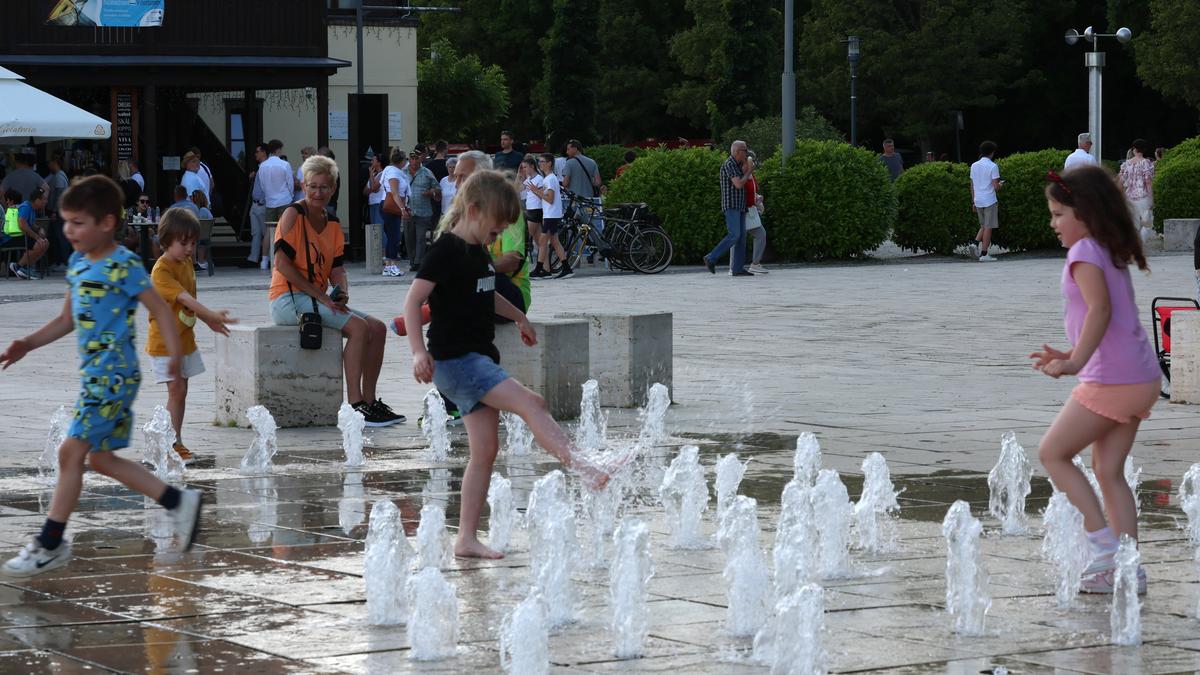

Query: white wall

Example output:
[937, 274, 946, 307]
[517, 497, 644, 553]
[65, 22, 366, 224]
[190, 23, 418, 225]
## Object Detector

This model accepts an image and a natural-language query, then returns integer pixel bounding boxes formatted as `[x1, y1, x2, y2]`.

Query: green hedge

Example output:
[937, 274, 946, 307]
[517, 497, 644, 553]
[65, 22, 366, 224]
[588, 144, 647, 182]
[719, 108, 844, 157]
[607, 147, 725, 263]
[1154, 155, 1200, 230]
[993, 149, 1069, 251]
[893, 162, 976, 255]
[757, 140, 895, 260]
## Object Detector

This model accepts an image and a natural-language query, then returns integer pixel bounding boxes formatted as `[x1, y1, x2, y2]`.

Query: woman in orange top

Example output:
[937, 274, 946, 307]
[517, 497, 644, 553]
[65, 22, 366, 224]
[267, 155, 403, 427]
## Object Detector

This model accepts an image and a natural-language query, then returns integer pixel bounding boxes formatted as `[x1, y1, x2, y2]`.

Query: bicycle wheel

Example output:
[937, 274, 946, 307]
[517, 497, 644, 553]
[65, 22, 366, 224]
[628, 227, 674, 274]
[546, 224, 578, 274]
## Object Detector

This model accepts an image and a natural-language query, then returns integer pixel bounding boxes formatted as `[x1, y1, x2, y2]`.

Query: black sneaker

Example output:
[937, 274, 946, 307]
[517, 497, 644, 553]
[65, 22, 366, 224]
[555, 264, 574, 280]
[371, 399, 406, 426]
[353, 401, 400, 427]
[704, 257, 716, 274]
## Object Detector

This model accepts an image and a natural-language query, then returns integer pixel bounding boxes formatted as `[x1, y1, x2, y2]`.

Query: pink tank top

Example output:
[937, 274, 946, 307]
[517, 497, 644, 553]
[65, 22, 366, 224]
[1061, 237, 1159, 384]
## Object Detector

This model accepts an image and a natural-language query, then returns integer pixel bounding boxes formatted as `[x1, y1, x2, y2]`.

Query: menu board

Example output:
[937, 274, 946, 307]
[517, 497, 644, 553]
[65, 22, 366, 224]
[114, 91, 134, 161]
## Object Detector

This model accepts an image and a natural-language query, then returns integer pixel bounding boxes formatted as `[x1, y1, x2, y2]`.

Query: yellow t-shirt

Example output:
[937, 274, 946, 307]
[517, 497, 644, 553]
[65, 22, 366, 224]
[146, 256, 198, 357]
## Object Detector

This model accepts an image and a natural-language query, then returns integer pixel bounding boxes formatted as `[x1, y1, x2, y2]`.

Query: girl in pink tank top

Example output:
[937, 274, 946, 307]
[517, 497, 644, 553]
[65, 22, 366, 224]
[1031, 166, 1159, 595]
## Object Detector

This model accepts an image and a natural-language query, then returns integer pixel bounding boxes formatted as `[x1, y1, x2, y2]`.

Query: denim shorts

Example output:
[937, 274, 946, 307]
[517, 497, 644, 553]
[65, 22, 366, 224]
[269, 293, 368, 331]
[432, 352, 510, 415]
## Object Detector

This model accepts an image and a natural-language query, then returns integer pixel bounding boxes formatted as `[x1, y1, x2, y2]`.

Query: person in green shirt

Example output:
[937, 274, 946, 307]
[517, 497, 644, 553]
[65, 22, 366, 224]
[489, 211, 531, 314]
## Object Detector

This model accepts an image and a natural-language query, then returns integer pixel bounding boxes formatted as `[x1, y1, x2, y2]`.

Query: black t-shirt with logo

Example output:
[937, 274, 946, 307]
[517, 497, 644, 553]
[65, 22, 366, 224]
[416, 231, 500, 363]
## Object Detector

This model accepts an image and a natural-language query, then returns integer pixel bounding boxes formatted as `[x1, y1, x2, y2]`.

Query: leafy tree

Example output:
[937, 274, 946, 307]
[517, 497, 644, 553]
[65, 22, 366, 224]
[795, 0, 1031, 146]
[537, 0, 601, 148]
[719, 108, 844, 156]
[1135, 0, 1200, 112]
[417, 39, 510, 141]
[665, 0, 726, 131]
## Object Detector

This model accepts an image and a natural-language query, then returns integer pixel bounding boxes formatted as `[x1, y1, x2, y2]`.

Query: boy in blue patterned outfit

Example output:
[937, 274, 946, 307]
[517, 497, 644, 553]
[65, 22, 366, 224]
[0, 176, 202, 577]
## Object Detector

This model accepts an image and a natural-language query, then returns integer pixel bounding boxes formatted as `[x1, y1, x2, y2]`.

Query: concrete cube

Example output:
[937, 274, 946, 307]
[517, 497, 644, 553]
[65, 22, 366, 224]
[1165, 219, 1200, 252]
[1171, 312, 1200, 405]
[214, 324, 344, 428]
[494, 319, 589, 419]
[556, 312, 673, 408]
[365, 222, 383, 275]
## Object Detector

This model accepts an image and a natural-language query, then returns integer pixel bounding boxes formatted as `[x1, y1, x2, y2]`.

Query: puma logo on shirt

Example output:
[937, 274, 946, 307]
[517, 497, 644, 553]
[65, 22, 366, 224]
[476, 275, 495, 293]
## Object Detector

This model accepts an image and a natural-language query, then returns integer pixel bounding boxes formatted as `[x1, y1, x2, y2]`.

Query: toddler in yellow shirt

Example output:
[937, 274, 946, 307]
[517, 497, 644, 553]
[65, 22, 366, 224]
[147, 208, 235, 462]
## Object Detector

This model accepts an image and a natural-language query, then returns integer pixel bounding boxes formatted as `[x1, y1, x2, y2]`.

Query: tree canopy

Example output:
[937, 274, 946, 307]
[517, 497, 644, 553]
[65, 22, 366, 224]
[416, 39, 510, 141]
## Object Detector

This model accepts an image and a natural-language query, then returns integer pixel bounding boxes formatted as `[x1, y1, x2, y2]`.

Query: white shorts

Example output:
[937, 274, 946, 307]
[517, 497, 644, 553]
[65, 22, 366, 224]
[152, 350, 206, 384]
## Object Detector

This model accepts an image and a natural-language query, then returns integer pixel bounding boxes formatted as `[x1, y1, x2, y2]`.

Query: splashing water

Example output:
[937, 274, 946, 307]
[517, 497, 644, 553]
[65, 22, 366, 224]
[422, 467, 451, 507]
[774, 480, 818, 601]
[1193, 548, 1200, 620]
[365, 499, 413, 625]
[416, 503, 452, 570]
[502, 412, 533, 456]
[338, 471, 366, 536]
[575, 379, 608, 452]
[1073, 456, 1103, 504]
[717, 495, 771, 637]
[423, 389, 451, 461]
[499, 589, 549, 674]
[244, 476, 278, 545]
[714, 453, 748, 529]
[658, 446, 711, 549]
[942, 500, 990, 636]
[1040, 491, 1089, 607]
[853, 452, 901, 554]
[240, 405, 278, 475]
[527, 471, 577, 626]
[813, 469, 854, 579]
[581, 470, 626, 568]
[610, 517, 654, 659]
[141, 405, 184, 482]
[38, 405, 72, 485]
[486, 472, 516, 553]
[771, 584, 826, 675]
[338, 402, 366, 468]
[1125, 456, 1142, 515]
[636, 383, 671, 448]
[1110, 534, 1141, 646]
[407, 566, 459, 660]
[1179, 463, 1200, 546]
[793, 432, 821, 486]
[987, 432, 1031, 535]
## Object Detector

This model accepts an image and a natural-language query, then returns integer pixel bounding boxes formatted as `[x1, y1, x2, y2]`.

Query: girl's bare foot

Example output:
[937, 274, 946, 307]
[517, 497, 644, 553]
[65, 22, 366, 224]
[454, 538, 504, 559]
[573, 460, 611, 492]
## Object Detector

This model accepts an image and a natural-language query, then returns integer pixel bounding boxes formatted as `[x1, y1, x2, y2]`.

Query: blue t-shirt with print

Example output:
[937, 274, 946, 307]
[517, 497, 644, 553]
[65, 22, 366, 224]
[68, 247, 150, 377]
[17, 202, 37, 232]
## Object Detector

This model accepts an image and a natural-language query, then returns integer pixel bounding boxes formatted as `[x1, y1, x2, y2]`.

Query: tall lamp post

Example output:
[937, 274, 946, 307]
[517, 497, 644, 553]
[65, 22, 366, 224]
[1065, 26, 1132, 161]
[781, 0, 795, 162]
[847, 35, 860, 147]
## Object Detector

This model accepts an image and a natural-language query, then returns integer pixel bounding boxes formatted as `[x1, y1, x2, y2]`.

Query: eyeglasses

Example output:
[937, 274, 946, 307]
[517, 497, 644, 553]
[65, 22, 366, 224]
[305, 184, 333, 193]
[138, 199, 149, 203]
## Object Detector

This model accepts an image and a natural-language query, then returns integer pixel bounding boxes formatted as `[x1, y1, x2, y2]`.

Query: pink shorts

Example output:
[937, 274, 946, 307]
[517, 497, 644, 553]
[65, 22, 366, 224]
[1071, 379, 1161, 423]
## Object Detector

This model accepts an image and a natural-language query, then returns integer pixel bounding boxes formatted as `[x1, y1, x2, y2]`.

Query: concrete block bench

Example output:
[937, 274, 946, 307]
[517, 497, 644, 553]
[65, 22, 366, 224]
[1171, 312, 1200, 405]
[365, 222, 383, 275]
[214, 324, 344, 427]
[1165, 219, 1200, 252]
[494, 319, 589, 419]
[557, 312, 673, 408]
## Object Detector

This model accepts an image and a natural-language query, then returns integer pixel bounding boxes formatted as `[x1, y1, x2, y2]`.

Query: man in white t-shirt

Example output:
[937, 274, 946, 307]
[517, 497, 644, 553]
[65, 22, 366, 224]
[1064, 132, 1098, 172]
[258, 139, 295, 223]
[969, 140, 1003, 262]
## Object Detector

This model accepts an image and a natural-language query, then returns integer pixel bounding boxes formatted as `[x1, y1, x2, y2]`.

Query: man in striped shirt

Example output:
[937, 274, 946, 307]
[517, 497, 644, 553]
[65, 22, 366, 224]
[703, 140, 754, 276]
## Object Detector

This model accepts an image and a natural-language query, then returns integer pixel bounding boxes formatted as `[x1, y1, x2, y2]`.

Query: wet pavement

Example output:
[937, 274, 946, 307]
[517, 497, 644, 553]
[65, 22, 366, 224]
[2, 253, 1200, 673]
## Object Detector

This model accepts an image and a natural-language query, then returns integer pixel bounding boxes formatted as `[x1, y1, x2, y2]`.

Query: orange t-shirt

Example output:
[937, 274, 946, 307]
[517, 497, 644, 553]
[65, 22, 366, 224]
[267, 205, 345, 301]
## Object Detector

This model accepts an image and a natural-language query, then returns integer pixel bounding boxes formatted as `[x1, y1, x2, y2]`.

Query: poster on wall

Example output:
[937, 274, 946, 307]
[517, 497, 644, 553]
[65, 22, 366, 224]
[47, 0, 164, 27]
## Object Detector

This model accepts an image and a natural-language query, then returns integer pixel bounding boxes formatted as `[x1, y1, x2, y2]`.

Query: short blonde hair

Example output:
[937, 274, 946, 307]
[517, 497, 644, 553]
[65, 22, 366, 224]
[437, 170, 519, 237]
[301, 154, 339, 184]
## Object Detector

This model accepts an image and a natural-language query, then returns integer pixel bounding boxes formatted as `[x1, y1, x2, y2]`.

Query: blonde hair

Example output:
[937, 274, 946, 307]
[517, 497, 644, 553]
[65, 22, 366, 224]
[301, 154, 339, 184]
[436, 170, 520, 237]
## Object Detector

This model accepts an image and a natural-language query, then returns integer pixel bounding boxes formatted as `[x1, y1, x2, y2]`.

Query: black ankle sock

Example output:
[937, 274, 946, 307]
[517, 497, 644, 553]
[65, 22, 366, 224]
[157, 485, 182, 511]
[37, 518, 67, 550]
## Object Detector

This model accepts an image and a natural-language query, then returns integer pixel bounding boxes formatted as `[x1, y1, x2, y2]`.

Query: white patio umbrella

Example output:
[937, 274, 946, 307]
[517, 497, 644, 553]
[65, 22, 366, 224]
[0, 66, 111, 142]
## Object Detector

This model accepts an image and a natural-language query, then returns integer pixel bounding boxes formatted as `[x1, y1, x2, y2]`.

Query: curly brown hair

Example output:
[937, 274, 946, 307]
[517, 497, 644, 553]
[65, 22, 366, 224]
[1046, 165, 1148, 271]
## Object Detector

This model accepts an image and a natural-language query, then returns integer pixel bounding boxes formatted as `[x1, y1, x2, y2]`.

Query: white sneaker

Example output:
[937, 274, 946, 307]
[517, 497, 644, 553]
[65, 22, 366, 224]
[2, 538, 72, 577]
[1194, 274, 1200, 304]
[260, 258, 270, 271]
[979, 254, 997, 262]
[747, 264, 768, 274]
[968, 243, 980, 258]
[171, 489, 202, 551]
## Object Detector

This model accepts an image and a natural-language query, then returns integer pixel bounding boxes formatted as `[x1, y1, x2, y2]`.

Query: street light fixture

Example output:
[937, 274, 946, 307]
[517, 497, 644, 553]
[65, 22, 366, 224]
[781, 0, 795, 162]
[1064, 25, 1132, 161]
[847, 35, 860, 147]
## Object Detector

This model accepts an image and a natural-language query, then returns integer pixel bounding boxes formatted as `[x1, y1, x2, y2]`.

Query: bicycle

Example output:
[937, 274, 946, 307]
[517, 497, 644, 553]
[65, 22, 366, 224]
[544, 191, 673, 275]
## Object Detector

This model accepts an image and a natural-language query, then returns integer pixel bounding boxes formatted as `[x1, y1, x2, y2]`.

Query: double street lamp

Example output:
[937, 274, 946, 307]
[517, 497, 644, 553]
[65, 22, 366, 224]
[1064, 26, 1132, 161]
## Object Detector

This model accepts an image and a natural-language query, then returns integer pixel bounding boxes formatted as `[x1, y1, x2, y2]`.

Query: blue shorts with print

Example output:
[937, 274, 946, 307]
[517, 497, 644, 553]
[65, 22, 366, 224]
[69, 370, 141, 452]
[432, 352, 509, 415]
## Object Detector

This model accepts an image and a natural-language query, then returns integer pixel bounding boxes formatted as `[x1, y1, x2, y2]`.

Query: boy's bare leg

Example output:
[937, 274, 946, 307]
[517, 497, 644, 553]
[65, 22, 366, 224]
[47, 438, 91, 523]
[455, 406, 503, 559]
[166, 377, 187, 443]
[87, 451, 169, 500]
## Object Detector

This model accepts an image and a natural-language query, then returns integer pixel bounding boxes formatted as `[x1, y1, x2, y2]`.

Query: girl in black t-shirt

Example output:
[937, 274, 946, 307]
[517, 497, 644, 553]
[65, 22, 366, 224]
[403, 171, 615, 559]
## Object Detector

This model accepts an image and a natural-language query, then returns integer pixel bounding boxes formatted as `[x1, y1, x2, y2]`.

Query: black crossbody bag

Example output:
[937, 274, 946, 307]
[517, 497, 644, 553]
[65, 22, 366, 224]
[285, 204, 323, 350]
